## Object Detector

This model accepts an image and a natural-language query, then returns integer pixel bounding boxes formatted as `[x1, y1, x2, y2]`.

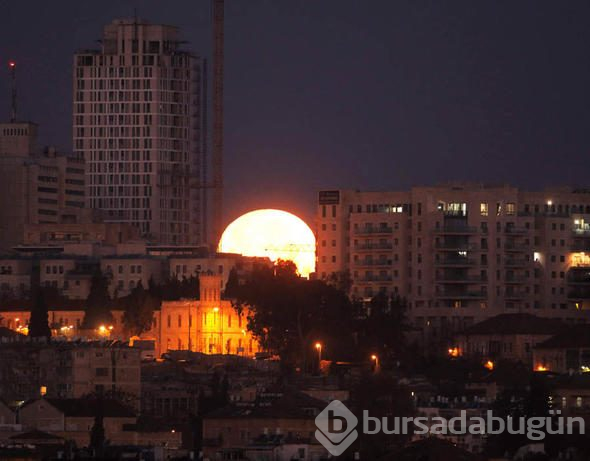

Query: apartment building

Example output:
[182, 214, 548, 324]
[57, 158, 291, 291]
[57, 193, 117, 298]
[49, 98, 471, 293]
[73, 19, 206, 245]
[316, 185, 590, 340]
[0, 341, 140, 403]
[0, 122, 87, 251]
[0, 258, 32, 299]
[39, 342, 141, 400]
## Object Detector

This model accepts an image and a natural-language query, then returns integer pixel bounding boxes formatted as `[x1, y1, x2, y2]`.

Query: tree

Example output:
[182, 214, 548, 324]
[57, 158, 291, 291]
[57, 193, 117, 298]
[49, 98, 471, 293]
[231, 260, 356, 370]
[223, 267, 240, 298]
[122, 281, 159, 336]
[89, 397, 106, 459]
[355, 291, 410, 365]
[323, 270, 352, 293]
[484, 372, 550, 458]
[353, 373, 415, 459]
[155, 274, 200, 301]
[82, 269, 113, 329]
[28, 287, 52, 339]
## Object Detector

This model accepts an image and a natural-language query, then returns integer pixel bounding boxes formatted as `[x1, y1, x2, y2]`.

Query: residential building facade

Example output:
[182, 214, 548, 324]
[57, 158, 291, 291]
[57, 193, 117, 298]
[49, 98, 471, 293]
[0, 123, 88, 251]
[316, 185, 590, 343]
[73, 19, 206, 245]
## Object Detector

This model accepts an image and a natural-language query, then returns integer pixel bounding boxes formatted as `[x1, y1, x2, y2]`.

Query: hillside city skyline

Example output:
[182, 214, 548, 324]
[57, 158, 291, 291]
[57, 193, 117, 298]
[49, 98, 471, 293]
[2, 1, 590, 226]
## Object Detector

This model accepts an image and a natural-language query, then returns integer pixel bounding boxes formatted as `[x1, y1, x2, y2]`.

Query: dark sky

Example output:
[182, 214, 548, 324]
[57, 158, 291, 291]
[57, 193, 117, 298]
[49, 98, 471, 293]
[1, 1, 590, 226]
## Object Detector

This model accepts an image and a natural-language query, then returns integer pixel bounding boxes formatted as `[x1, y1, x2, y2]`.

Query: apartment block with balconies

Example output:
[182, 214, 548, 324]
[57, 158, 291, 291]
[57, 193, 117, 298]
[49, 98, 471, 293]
[316, 185, 590, 342]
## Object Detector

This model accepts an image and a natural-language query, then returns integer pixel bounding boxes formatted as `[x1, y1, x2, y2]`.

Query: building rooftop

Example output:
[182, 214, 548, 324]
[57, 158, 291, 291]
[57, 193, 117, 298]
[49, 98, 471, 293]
[0, 326, 25, 338]
[30, 398, 135, 418]
[10, 430, 64, 442]
[535, 324, 590, 349]
[204, 391, 326, 420]
[379, 437, 486, 461]
[460, 313, 566, 336]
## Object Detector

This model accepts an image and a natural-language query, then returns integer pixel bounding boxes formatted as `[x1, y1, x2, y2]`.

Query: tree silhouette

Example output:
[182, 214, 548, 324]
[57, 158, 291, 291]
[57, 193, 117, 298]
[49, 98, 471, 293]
[82, 269, 113, 329]
[231, 260, 355, 370]
[355, 291, 410, 364]
[223, 267, 240, 298]
[28, 287, 52, 339]
[89, 396, 106, 459]
[122, 281, 159, 336]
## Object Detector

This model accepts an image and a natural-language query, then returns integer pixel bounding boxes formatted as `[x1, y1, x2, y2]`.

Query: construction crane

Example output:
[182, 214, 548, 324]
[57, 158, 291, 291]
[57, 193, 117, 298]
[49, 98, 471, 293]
[211, 0, 224, 248]
[264, 244, 316, 254]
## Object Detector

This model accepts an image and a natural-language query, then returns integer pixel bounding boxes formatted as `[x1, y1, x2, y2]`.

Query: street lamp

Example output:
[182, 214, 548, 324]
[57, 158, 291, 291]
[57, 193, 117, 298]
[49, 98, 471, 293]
[315, 342, 322, 363]
[371, 354, 379, 372]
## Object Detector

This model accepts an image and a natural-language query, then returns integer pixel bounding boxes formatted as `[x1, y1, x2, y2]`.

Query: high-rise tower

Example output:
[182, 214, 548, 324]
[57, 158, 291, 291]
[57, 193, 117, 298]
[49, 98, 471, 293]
[73, 19, 206, 245]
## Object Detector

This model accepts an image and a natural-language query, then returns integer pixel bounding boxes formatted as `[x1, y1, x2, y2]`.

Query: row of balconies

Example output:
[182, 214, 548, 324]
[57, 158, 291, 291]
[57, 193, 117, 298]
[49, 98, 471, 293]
[355, 275, 393, 283]
[435, 275, 487, 283]
[354, 260, 393, 267]
[433, 256, 532, 267]
[354, 226, 394, 235]
[353, 242, 393, 251]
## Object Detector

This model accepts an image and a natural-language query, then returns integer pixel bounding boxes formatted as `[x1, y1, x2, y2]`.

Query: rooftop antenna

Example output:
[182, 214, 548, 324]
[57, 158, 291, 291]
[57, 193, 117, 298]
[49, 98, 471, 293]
[8, 60, 16, 122]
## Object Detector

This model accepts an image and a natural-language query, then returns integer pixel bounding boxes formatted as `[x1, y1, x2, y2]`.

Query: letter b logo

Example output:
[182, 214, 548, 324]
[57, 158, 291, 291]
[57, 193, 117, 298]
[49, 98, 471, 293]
[328, 410, 347, 433]
[315, 400, 358, 456]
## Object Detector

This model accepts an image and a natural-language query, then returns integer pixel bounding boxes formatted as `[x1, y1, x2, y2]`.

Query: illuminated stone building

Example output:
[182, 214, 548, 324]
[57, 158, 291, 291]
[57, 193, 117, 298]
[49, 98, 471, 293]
[316, 184, 590, 342]
[155, 273, 260, 357]
[0, 273, 260, 359]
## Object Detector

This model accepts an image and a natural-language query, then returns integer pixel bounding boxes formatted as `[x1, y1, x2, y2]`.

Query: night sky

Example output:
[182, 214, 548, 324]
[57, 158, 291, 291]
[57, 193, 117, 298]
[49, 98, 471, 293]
[1, 1, 590, 226]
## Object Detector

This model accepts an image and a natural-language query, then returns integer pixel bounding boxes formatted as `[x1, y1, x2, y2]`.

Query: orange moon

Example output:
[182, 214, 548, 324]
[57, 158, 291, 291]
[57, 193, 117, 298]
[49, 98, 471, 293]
[218, 209, 316, 277]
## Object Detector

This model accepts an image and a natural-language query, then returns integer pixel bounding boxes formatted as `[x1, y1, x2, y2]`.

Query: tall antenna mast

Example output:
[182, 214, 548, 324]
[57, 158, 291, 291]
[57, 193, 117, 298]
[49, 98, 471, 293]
[211, 0, 224, 249]
[8, 61, 16, 122]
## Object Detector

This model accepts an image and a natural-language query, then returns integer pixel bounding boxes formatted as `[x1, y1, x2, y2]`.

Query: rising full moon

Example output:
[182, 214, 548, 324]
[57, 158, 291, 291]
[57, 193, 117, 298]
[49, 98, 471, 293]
[218, 209, 316, 277]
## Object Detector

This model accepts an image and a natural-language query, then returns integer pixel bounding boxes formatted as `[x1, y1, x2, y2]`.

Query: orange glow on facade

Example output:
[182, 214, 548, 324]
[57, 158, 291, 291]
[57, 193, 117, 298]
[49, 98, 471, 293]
[571, 252, 590, 267]
[218, 209, 316, 277]
[448, 347, 460, 358]
[484, 360, 494, 371]
[535, 364, 548, 372]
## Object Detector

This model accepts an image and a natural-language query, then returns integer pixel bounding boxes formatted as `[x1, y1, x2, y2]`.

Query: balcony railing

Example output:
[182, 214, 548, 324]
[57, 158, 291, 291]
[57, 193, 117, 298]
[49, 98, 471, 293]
[568, 289, 590, 299]
[504, 292, 526, 299]
[355, 227, 393, 235]
[435, 291, 486, 299]
[504, 242, 529, 252]
[435, 275, 486, 283]
[435, 257, 477, 267]
[357, 275, 393, 283]
[571, 241, 590, 252]
[353, 243, 393, 251]
[567, 274, 590, 285]
[354, 260, 393, 267]
[504, 227, 529, 234]
[434, 243, 478, 251]
[504, 276, 528, 284]
[433, 226, 478, 234]
[504, 259, 529, 267]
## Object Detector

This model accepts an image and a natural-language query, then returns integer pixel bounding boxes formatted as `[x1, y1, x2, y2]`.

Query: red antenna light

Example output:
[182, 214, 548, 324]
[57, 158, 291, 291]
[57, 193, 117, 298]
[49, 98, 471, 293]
[8, 61, 16, 68]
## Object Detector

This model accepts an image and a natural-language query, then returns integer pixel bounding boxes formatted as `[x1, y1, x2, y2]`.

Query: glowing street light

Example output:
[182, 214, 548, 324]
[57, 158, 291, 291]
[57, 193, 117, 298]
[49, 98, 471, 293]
[97, 325, 114, 337]
[314, 342, 323, 363]
[371, 354, 379, 372]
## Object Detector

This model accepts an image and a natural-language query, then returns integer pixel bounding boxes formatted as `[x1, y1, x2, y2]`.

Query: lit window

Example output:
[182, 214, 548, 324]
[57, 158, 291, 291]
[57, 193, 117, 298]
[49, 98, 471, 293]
[506, 203, 516, 216]
[480, 203, 488, 217]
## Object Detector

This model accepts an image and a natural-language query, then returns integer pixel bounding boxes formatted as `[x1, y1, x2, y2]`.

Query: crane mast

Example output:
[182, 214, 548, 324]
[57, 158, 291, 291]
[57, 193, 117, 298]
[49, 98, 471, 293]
[211, 0, 224, 249]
